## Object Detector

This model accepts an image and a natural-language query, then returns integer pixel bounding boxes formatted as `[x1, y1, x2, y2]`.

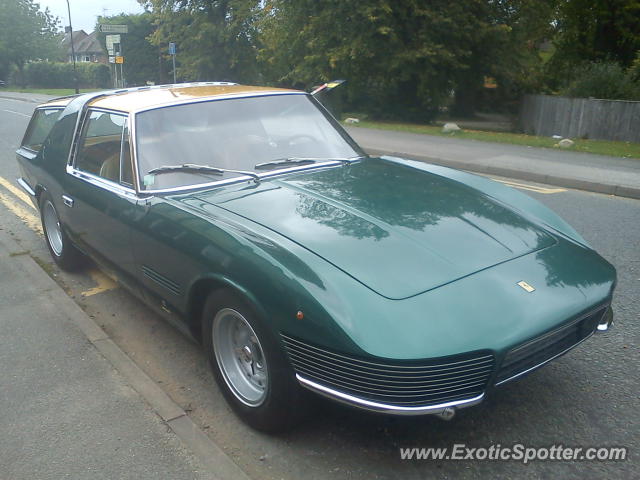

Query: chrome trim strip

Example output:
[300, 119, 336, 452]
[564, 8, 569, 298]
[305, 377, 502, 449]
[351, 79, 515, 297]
[137, 160, 356, 195]
[295, 366, 488, 397]
[296, 374, 485, 415]
[66, 164, 139, 200]
[16, 177, 36, 197]
[494, 331, 595, 386]
[66, 103, 88, 168]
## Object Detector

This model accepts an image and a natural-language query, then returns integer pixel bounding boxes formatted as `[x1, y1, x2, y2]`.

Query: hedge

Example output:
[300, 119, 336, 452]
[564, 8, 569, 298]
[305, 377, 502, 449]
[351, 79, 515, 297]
[11, 61, 111, 89]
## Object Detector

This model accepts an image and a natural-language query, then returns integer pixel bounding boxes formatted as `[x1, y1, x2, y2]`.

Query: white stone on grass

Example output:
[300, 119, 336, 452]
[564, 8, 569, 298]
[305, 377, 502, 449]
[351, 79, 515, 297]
[442, 122, 461, 133]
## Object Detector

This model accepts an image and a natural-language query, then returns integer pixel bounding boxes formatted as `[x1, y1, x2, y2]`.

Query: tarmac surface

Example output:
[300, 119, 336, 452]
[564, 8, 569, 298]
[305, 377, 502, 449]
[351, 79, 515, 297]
[347, 125, 640, 199]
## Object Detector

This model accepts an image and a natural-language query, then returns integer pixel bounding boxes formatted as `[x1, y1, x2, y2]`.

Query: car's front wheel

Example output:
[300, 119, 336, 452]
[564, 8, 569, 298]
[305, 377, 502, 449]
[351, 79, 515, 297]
[202, 289, 306, 432]
[39, 192, 84, 271]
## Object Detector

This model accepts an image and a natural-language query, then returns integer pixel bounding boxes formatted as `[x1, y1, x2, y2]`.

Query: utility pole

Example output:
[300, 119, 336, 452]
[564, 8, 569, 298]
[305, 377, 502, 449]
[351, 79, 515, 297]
[66, 0, 79, 94]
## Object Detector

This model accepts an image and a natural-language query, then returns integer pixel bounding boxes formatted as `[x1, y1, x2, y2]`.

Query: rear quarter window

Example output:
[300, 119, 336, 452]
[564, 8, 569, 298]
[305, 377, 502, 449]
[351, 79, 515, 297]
[21, 108, 61, 152]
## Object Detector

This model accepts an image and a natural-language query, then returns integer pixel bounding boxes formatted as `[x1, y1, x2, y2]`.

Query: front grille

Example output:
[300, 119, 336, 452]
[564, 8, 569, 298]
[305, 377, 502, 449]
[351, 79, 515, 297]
[495, 304, 608, 385]
[281, 334, 494, 407]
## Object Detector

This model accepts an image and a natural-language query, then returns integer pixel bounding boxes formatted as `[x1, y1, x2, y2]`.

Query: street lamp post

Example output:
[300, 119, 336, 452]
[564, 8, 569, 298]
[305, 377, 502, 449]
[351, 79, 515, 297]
[65, 0, 79, 94]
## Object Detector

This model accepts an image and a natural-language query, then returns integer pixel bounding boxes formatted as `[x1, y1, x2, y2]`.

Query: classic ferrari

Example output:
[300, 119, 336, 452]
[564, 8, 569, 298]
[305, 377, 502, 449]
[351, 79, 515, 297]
[16, 83, 616, 432]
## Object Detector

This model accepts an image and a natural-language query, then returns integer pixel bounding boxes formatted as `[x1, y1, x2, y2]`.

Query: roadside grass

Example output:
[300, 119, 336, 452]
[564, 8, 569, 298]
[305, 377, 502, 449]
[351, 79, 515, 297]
[345, 118, 640, 159]
[1, 88, 99, 96]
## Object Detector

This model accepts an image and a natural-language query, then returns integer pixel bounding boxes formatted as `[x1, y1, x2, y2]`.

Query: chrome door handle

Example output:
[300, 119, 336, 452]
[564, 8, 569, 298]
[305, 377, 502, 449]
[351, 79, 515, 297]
[62, 195, 74, 208]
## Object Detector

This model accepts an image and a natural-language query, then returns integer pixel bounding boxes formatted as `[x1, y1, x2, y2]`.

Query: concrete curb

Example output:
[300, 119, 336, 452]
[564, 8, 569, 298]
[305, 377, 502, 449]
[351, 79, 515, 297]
[364, 147, 640, 200]
[0, 232, 251, 480]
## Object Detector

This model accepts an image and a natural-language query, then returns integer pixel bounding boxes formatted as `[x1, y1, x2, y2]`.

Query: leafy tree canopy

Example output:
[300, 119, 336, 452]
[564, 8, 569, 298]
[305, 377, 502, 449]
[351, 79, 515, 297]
[0, 0, 62, 82]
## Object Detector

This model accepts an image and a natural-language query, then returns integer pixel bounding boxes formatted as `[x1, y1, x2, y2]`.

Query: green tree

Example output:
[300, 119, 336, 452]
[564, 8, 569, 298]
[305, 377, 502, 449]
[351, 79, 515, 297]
[548, 0, 640, 86]
[259, 0, 547, 120]
[451, 0, 558, 115]
[141, 0, 262, 83]
[97, 13, 168, 86]
[0, 0, 62, 85]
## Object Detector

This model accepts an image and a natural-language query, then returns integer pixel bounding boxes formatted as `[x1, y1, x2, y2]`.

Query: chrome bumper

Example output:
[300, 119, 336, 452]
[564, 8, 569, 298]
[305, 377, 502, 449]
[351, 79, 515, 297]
[597, 306, 614, 331]
[296, 374, 484, 418]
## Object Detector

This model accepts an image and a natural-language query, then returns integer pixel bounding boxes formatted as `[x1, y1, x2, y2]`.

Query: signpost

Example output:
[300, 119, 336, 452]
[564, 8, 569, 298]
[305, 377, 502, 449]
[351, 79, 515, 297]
[100, 25, 128, 88]
[169, 42, 177, 84]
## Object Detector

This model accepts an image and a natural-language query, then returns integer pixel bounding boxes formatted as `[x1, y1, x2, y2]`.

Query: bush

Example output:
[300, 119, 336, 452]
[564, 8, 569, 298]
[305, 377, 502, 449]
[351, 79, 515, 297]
[562, 61, 640, 101]
[14, 61, 111, 89]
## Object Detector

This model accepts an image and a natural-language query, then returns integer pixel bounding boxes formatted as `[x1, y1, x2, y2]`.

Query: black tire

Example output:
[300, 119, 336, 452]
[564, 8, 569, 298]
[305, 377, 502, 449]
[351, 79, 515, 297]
[39, 192, 85, 271]
[202, 289, 307, 432]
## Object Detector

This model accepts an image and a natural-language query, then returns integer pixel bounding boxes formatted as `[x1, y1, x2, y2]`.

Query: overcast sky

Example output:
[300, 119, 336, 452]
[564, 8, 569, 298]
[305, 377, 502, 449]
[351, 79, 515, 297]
[37, 0, 146, 33]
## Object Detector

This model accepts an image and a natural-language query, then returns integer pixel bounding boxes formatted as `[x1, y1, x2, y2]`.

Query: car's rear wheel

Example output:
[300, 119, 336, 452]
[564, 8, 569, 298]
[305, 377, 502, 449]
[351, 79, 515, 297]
[39, 193, 84, 271]
[202, 289, 306, 432]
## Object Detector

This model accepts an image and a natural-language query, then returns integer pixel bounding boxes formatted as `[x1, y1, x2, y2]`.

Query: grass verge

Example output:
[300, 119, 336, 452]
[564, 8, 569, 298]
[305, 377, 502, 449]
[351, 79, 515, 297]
[1, 88, 99, 96]
[345, 119, 640, 159]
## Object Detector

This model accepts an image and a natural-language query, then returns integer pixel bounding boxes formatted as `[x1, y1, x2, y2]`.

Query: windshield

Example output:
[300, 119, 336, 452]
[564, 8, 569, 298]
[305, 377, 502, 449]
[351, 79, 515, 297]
[135, 93, 362, 191]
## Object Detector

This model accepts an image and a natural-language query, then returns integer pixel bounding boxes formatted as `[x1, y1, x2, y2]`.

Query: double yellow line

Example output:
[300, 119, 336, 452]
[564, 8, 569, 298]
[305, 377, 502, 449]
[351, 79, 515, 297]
[0, 175, 117, 297]
[0, 176, 42, 233]
[490, 177, 566, 194]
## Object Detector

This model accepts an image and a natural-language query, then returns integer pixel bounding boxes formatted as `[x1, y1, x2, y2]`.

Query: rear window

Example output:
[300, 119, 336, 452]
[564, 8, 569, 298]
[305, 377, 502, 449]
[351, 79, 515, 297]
[21, 108, 61, 152]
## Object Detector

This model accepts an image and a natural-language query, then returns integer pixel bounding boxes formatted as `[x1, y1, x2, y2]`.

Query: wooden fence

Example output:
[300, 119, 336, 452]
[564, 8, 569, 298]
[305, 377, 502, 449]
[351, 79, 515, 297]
[520, 94, 640, 143]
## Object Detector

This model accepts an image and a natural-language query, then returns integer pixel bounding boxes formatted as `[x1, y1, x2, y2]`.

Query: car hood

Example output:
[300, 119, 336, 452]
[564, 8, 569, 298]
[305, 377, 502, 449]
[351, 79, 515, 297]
[190, 158, 557, 299]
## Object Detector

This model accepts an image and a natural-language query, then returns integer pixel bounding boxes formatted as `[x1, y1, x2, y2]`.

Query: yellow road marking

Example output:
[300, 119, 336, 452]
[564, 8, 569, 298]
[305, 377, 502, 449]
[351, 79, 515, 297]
[0, 174, 118, 297]
[492, 178, 566, 194]
[0, 176, 36, 210]
[82, 268, 118, 297]
[0, 191, 42, 234]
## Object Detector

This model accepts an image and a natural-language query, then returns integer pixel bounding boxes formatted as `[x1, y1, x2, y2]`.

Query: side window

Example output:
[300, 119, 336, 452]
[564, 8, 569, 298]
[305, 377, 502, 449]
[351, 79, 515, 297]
[21, 108, 61, 152]
[75, 110, 128, 184]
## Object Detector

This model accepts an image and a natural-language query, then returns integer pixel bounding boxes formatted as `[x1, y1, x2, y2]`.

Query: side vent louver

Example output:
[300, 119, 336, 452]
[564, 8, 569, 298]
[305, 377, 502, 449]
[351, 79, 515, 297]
[141, 265, 181, 296]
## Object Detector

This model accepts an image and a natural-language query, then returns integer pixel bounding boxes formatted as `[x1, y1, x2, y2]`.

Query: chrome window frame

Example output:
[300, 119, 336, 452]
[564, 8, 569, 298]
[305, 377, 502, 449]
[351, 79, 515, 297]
[67, 106, 138, 200]
[129, 91, 365, 195]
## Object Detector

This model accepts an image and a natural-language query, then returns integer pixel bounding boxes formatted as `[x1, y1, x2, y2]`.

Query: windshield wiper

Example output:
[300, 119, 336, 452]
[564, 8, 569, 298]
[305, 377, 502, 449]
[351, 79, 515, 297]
[254, 157, 360, 171]
[147, 163, 261, 182]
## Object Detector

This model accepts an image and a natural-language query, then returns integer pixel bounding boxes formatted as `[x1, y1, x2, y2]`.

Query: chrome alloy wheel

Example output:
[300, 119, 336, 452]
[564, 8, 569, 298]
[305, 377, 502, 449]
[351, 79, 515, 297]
[212, 308, 269, 406]
[43, 201, 63, 256]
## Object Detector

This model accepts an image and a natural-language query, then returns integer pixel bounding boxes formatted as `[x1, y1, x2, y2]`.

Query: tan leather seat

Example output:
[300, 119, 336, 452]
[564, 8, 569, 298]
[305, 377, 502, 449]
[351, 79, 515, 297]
[99, 152, 120, 182]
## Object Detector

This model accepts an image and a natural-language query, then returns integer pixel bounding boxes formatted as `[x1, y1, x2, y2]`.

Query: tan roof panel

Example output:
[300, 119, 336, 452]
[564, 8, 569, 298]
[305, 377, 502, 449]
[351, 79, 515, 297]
[88, 84, 299, 113]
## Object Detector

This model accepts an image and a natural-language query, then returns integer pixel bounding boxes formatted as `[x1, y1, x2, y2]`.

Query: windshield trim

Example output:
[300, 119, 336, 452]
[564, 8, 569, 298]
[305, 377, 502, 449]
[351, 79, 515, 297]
[137, 159, 363, 194]
[130, 92, 365, 194]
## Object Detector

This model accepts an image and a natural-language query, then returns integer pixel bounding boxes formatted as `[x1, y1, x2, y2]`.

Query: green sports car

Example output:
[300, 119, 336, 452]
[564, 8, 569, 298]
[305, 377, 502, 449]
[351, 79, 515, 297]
[15, 83, 616, 432]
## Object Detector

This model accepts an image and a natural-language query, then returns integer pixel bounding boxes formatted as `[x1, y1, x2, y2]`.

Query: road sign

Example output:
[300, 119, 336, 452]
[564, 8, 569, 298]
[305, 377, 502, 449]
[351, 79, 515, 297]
[115, 56, 124, 64]
[106, 34, 121, 49]
[168, 42, 176, 55]
[98, 24, 128, 34]
[109, 56, 115, 64]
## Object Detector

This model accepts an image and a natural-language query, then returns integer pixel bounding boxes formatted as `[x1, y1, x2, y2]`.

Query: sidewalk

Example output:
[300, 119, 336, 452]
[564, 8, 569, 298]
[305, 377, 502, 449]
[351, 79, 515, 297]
[0, 229, 248, 480]
[347, 126, 640, 199]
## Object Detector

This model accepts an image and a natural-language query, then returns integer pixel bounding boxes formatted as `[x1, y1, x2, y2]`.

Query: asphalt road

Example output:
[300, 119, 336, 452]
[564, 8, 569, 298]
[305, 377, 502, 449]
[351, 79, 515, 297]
[0, 94, 638, 480]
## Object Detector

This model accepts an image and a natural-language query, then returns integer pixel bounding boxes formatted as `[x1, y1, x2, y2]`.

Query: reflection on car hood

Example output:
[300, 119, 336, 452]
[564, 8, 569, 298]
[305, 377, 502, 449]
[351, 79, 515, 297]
[192, 158, 557, 299]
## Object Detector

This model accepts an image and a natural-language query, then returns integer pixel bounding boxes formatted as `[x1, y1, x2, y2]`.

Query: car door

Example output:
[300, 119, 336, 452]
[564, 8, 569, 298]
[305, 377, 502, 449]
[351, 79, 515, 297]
[61, 108, 140, 285]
